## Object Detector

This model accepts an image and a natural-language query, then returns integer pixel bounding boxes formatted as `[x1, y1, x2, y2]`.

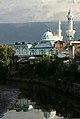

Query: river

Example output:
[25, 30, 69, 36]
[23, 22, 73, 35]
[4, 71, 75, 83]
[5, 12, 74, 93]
[0, 81, 80, 119]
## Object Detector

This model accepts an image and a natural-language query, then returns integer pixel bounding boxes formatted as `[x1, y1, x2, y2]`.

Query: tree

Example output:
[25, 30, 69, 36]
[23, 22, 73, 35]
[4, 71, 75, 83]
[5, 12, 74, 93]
[0, 44, 15, 78]
[0, 45, 15, 66]
[35, 55, 51, 79]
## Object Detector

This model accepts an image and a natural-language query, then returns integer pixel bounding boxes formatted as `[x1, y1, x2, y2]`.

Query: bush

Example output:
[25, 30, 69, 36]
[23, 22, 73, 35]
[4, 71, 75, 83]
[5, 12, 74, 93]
[0, 64, 8, 78]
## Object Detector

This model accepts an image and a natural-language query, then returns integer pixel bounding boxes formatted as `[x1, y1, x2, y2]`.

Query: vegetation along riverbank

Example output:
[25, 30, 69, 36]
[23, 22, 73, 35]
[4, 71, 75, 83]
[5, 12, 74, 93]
[0, 44, 80, 98]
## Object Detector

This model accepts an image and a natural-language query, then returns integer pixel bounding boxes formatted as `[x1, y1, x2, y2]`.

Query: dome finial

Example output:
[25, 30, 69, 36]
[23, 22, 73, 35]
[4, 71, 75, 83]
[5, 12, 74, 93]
[47, 27, 50, 32]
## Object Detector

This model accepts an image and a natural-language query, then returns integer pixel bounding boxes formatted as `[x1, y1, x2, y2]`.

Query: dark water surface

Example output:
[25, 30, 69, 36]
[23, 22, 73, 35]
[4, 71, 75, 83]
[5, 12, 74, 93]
[0, 81, 80, 119]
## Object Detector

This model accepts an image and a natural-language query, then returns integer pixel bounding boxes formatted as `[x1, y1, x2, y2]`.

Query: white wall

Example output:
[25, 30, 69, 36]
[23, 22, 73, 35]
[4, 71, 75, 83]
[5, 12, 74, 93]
[15, 46, 54, 57]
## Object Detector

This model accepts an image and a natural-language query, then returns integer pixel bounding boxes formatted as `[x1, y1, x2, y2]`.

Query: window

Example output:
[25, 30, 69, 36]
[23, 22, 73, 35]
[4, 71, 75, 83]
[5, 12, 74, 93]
[16, 49, 20, 55]
[40, 50, 44, 55]
[23, 48, 26, 54]
[31, 50, 34, 55]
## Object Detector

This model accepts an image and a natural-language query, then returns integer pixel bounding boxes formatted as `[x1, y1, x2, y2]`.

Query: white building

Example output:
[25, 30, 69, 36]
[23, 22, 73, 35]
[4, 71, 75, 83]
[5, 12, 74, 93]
[32, 30, 60, 56]
[69, 41, 80, 59]
[9, 20, 63, 59]
[9, 42, 32, 58]
[65, 9, 80, 59]
[66, 8, 75, 40]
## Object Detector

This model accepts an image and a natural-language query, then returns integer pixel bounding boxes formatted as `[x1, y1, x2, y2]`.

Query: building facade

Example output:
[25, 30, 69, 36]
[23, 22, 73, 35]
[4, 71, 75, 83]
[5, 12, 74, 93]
[9, 20, 64, 59]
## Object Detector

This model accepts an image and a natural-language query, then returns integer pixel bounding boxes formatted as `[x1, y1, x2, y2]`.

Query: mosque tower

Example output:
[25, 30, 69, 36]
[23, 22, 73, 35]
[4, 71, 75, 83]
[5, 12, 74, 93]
[57, 19, 63, 41]
[66, 8, 75, 40]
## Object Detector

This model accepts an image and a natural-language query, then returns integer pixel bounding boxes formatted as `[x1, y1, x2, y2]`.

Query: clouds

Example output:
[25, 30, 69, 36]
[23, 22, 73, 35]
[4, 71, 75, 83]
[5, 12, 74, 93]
[0, 0, 79, 22]
[57, 0, 80, 3]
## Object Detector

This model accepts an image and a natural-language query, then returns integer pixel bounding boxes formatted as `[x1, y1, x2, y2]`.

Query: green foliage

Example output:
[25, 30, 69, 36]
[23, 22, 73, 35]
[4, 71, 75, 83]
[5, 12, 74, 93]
[66, 61, 78, 78]
[0, 44, 15, 78]
[0, 45, 15, 66]
[35, 55, 60, 80]
[35, 55, 51, 79]
[74, 53, 80, 59]
[35, 55, 79, 84]
[7, 46, 15, 59]
[0, 64, 8, 78]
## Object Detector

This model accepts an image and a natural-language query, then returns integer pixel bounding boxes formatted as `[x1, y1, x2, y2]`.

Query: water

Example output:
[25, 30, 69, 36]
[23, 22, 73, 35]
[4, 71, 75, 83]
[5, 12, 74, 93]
[0, 81, 80, 119]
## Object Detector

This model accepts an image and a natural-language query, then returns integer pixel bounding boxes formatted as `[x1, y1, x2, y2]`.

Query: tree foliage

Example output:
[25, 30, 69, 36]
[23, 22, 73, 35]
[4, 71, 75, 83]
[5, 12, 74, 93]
[0, 45, 15, 66]
[0, 44, 15, 78]
[35, 55, 79, 84]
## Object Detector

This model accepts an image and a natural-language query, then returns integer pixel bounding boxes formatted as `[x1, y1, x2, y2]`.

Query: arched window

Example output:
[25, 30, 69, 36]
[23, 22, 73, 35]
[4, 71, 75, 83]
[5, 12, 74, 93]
[16, 49, 20, 55]
[23, 48, 26, 54]
[31, 50, 34, 55]
[39, 50, 44, 55]
[50, 49, 53, 54]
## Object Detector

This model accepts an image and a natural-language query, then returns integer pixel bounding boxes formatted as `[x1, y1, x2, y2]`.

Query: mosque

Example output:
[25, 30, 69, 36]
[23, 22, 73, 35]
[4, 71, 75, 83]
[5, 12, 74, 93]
[9, 8, 80, 60]
[9, 19, 65, 59]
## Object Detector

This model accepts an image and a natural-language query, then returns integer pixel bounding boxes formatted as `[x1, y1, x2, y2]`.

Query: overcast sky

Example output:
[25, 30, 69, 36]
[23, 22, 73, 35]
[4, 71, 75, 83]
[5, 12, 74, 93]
[0, 0, 80, 23]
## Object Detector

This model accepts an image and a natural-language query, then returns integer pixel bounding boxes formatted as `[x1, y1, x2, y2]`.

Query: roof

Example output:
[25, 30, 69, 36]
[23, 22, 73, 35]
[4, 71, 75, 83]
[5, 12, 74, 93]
[53, 34, 59, 36]
[41, 31, 62, 42]
[9, 43, 32, 48]
[35, 41, 54, 48]
[41, 31, 54, 41]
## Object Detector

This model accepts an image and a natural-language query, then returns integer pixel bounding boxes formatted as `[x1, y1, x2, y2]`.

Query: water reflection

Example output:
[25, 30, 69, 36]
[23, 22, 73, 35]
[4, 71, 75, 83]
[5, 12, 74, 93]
[9, 98, 34, 112]
[18, 83, 80, 118]
[0, 82, 80, 118]
[0, 87, 19, 118]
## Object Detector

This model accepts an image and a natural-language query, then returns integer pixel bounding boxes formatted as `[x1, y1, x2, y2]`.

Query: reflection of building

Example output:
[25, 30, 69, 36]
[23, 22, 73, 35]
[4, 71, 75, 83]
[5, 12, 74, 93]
[43, 110, 56, 119]
[9, 98, 34, 112]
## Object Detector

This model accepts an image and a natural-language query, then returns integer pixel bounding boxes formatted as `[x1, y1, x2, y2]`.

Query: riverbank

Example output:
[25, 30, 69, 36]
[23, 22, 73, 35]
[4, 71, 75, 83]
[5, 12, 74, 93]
[1, 53, 80, 99]
[5, 75, 80, 99]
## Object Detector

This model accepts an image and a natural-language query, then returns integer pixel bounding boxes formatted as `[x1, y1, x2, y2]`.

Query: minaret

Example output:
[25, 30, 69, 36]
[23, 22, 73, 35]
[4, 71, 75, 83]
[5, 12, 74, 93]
[57, 19, 63, 41]
[66, 8, 75, 40]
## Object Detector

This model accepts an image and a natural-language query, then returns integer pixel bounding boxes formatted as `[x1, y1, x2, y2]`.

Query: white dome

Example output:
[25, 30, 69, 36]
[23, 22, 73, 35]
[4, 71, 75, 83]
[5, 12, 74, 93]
[42, 31, 54, 41]
[41, 30, 62, 42]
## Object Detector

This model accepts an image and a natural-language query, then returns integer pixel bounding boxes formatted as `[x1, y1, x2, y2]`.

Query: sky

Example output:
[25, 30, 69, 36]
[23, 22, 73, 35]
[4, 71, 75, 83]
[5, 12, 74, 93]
[0, 0, 80, 23]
